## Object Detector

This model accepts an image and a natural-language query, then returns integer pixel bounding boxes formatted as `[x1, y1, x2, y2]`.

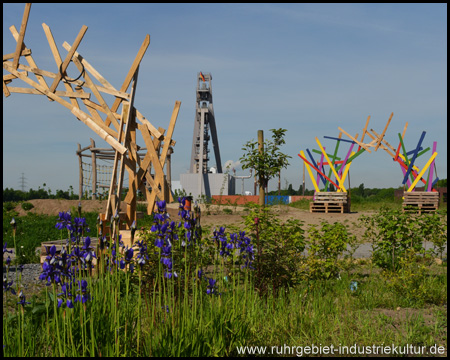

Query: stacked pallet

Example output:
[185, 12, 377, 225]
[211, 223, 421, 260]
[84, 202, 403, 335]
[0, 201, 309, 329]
[403, 191, 439, 214]
[310, 192, 350, 213]
[40, 225, 142, 271]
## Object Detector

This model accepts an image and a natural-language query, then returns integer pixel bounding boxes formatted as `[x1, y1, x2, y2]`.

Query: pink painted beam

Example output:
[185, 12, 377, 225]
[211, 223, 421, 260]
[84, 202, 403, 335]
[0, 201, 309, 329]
[338, 142, 356, 178]
[427, 141, 437, 192]
[316, 147, 325, 188]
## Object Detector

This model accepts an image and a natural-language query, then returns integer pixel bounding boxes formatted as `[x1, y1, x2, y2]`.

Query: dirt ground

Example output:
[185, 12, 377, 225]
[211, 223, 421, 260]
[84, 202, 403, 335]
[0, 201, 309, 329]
[14, 199, 373, 240]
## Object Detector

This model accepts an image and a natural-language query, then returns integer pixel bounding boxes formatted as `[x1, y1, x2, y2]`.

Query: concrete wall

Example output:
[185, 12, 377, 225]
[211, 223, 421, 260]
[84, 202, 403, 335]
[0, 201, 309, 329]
[211, 195, 313, 205]
[180, 173, 235, 201]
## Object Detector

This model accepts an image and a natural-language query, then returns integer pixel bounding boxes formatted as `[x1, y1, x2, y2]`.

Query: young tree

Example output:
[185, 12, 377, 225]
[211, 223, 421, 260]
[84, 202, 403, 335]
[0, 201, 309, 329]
[240, 128, 291, 206]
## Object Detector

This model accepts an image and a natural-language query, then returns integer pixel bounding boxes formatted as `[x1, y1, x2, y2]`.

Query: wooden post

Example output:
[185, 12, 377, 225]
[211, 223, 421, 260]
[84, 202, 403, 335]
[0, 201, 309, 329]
[167, 146, 173, 202]
[302, 161, 305, 196]
[126, 115, 137, 228]
[90, 138, 97, 200]
[12, 3, 31, 70]
[77, 143, 83, 200]
[258, 130, 265, 207]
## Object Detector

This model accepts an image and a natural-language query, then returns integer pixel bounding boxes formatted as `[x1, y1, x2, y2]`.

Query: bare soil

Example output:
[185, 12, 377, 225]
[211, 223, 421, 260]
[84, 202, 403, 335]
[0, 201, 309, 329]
[14, 199, 373, 240]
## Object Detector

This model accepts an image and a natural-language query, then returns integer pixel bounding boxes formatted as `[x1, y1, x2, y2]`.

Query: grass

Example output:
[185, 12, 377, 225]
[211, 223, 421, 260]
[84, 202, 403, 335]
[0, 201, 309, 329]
[2, 206, 155, 264]
[3, 262, 447, 356]
[2, 200, 447, 357]
[289, 196, 448, 212]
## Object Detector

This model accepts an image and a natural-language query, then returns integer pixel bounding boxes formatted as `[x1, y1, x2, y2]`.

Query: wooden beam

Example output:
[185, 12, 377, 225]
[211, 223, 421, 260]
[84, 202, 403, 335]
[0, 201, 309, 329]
[91, 138, 97, 200]
[3, 71, 28, 81]
[359, 115, 370, 151]
[3, 48, 31, 61]
[394, 122, 408, 161]
[110, 35, 150, 115]
[3, 81, 11, 97]
[70, 55, 121, 131]
[374, 112, 393, 151]
[78, 143, 83, 200]
[407, 152, 438, 192]
[41, 23, 80, 109]
[81, 97, 119, 139]
[7, 86, 90, 98]
[159, 101, 181, 167]
[62, 41, 116, 91]
[9, 25, 51, 97]
[145, 102, 180, 207]
[135, 109, 164, 140]
[315, 137, 346, 192]
[299, 151, 320, 193]
[369, 128, 396, 153]
[338, 127, 372, 153]
[298, 152, 339, 189]
[48, 25, 88, 93]
[12, 3, 32, 69]
[4, 62, 128, 155]
[107, 67, 139, 219]
[365, 130, 395, 158]
[72, 108, 127, 155]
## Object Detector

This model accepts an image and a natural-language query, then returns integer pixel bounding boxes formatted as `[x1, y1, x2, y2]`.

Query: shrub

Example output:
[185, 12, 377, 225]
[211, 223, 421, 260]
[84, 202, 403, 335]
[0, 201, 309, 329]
[243, 204, 305, 293]
[360, 206, 447, 271]
[21, 202, 34, 211]
[3, 201, 16, 212]
[302, 222, 358, 280]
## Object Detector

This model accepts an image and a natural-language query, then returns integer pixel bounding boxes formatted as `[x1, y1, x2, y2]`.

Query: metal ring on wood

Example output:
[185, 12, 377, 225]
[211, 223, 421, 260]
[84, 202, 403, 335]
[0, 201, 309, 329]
[60, 60, 85, 83]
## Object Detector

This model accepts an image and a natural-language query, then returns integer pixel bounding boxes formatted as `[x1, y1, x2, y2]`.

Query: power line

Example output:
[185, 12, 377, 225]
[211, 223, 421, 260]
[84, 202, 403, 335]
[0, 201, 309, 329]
[18, 172, 27, 192]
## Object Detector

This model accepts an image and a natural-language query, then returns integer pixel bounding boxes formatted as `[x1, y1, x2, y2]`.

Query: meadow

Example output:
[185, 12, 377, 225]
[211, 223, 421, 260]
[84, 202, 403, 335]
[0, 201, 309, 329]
[2, 198, 447, 357]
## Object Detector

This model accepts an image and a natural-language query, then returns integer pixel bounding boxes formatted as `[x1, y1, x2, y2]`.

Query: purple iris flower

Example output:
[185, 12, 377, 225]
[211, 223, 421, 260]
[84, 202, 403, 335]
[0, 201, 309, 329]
[3, 277, 16, 295]
[206, 278, 217, 295]
[156, 200, 166, 213]
[55, 211, 72, 231]
[45, 245, 58, 264]
[39, 261, 61, 286]
[197, 269, 204, 280]
[3, 242, 13, 255]
[82, 237, 92, 251]
[164, 262, 177, 279]
[135, 240, 148, 269]
[75, 279, 91, 304]
[17, 290, 31, 307]
[57, 282, 74, 308]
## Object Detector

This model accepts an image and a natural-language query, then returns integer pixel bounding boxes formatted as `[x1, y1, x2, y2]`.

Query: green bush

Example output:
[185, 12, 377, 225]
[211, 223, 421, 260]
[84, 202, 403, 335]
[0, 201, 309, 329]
[21, 202, 34, 211]
[302, 222, 358, 280]
[243, 204, 305, 293]
[3, 201, 16, 212]
[360, 206, 447, 271]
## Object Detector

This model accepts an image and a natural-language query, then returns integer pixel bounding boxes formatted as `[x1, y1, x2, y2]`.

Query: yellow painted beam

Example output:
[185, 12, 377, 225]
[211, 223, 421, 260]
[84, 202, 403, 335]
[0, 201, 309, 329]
[300, 150, 320, 193]
[315, 137, 347, 192]
[407, 152, 438, 192]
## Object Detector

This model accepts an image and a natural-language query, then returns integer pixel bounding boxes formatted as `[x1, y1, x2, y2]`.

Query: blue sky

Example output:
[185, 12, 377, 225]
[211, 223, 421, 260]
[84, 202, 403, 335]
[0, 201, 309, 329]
[3, 3, 447, 194]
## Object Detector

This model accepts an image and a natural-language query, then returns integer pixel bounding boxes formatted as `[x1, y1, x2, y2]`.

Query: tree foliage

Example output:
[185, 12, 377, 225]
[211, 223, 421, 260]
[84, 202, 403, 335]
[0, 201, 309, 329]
[240, 128, 291, 198]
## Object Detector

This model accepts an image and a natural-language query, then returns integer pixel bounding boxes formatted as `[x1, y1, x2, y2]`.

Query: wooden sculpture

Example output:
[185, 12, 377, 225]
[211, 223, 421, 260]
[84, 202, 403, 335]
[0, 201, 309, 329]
[3, 3, 180, 228]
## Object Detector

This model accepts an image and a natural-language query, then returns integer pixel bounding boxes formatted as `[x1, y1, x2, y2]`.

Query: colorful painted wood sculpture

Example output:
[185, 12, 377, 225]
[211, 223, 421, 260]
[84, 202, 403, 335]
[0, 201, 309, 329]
[298, 112, 439, 197]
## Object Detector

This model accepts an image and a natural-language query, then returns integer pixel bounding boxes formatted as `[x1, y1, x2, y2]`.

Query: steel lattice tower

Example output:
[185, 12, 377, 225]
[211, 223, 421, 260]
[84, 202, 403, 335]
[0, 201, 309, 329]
[189, 72, 222, 174]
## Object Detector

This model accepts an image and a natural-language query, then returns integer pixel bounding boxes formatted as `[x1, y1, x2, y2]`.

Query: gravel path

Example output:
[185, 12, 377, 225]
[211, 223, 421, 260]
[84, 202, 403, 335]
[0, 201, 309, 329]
[3, 263, 45, 296]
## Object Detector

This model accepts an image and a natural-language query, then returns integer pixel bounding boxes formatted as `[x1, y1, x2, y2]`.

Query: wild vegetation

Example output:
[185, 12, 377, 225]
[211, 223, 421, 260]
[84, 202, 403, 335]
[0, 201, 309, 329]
[2, 196, 447, 356]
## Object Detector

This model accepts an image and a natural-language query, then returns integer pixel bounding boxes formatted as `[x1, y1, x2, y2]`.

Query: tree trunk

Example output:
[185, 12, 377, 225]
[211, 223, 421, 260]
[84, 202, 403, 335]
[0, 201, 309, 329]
[258, 130, 265, 207]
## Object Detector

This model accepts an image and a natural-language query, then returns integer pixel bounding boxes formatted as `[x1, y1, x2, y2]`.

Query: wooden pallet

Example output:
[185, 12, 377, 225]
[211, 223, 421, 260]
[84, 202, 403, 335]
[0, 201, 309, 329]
[403, 203, 438, 215]
[310, 202, 349, 214]
[402, 191, 439, 214]
[40, 230, 142, 270]
[314, 192, 349, 203]
[310, 192, 350, 213]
